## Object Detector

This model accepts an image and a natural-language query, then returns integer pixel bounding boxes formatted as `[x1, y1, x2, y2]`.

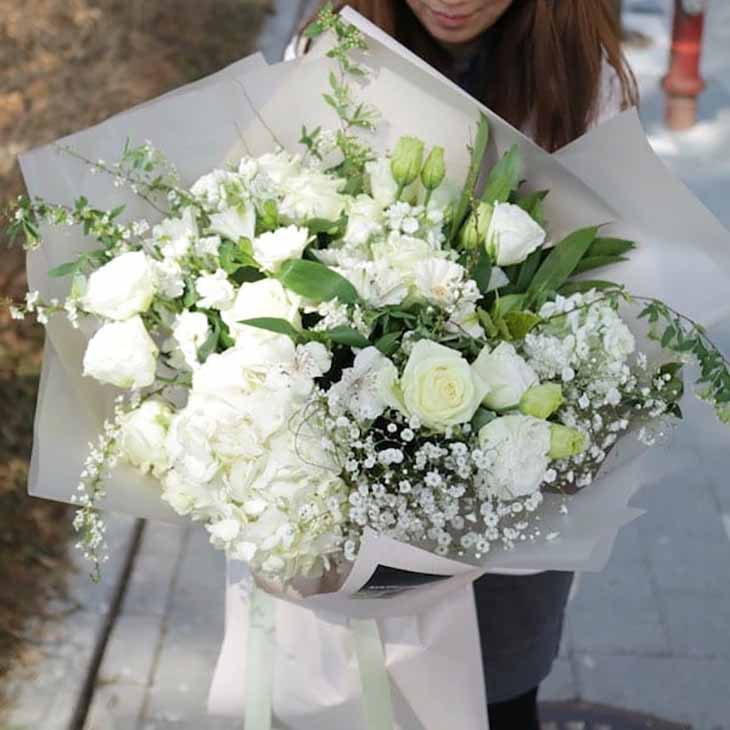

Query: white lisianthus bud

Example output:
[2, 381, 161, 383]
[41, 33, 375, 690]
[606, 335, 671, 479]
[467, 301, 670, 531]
[485, 202, 546, 265]
[390, 136, 425, 189]
[421, 146, 446, 192]
[549, 424, 588, 460]
[83, 316, 158, 389]
[119, 399, 173, 477]
[478, 414, 551, 499]
[398, 339, 489, 431]
[82, 251, 157, 320]
[473, 342, 539, 411]
[459, 201, 493, 250]
[221, 278, 301, 344]
[520, 383, 564, 419]
[195, 269, 235, 310]
[252, 225, 309, 273]
[209, 203, 256, 242]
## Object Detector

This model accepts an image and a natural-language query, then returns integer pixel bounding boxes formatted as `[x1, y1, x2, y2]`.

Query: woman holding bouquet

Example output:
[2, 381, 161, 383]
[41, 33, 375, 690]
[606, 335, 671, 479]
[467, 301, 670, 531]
[289, 1, 638, 727]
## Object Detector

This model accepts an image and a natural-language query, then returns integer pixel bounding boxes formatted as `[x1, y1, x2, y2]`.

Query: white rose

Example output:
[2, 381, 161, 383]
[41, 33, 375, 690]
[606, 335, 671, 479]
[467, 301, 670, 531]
[209, 203, 256, 242]
[195, 269, 235, 310]
[252, 225, 309, 273]
[222, 278, 301, 344]
[82, 251, 157, 320]
[280, 169, 345, 223]
[344, 195, 384, 245]
[153, 207, 199, 260]
[118, 399, 173, 477]
[327, 346, 399, 420]
[478, 415, 551, 499]
[256, 150, 301, 185]
[473, 342, 539, 411]
[172, 311, 210, 370]
[371, 232, 436, 274]
[83, 316, 158, 389]
[412, 258, 467, 307]
[485, 202, 546, 266]
[398, 340, 489, 431]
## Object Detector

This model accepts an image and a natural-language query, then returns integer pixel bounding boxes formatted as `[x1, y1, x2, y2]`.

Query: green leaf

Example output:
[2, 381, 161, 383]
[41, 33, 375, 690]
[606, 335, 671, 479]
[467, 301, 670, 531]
[277, 259, 359, 304]
[477, 308, 499, 338]
[515, 247, 544, 292]
[450, 114, 489, 244]
[493, 293, 526, 317]
[303, 216, 346, 235]
[320, 325, 370, 348]
[527, 226, 599, 302]
[482, 145, 522, 204]
[182, 278, 197, 308]
[472, 408, 497, 432]
[238, 317, 303, 342]
[196, 317, 220, 363]
[375, 331, 401, 356]
[48, 259, 81, 278]
[559, 279, 620, 296]
[472, 248, 493, 295]
[516, 190, 548, 226]
[586, 237, 636, 258]
[503, 310, 541, 340]
[573, 255, 629, 275]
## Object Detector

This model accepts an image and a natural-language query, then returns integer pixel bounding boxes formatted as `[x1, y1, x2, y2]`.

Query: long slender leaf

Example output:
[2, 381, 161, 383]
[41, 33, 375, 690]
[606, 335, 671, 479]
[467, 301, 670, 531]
[238, 317, 303, 341]
[559, 279, 621, 296]
[573, 254, 629, 275]
[586, 237, 636, 258]
[527, 226, 598, 301]
[320, 326, 370, 348]
[515, 247, 545, 292]
[472, 247, 493, 295]
[449, 114, 489, 244]
[48, 259, 81, 278]
[277, 259, 359, 304]
[482, 145, 522, 204]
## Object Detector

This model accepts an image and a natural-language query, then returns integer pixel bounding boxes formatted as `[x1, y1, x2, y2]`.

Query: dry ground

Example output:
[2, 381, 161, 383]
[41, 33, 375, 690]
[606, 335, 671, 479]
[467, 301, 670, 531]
[0, 0, 269, 713]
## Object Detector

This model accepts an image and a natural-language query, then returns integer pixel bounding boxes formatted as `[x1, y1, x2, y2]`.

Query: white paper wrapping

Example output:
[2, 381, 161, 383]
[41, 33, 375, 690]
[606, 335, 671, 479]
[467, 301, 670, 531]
[17, 8, 730, 730]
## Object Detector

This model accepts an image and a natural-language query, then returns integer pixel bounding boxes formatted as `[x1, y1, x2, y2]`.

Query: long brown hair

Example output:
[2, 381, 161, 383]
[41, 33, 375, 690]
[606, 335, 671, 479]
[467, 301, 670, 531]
[304, 1, 637, 151]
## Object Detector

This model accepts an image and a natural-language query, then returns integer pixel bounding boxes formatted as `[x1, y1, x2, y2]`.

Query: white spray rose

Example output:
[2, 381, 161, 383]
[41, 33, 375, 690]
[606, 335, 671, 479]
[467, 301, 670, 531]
[252, 225, 309, 273]
[327, 346, 399, 420]
[83, 315, 158, 389]
[209, 203, 256, 242]
[195, 269, 235, 310]
[478, 414, 551, 499]
[118, 399, 173, 477]
[473, 342, 540, 411]
[172, 311, 210, 369]
[222, 279, 301, 344]
[153, 207, 199, 260]
[280, 169, 345, 223]
[397, 340, 489, 431]
[485, 202, 546, 266]
[82, 251, 157, 321]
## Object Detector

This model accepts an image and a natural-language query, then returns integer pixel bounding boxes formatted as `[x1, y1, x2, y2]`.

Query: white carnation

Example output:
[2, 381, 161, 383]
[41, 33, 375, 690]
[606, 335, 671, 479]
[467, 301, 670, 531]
[280, 169, 345, 223]
[195, 269, 235, 310]
[83, 316, 158, 389]
[154, 207, 199, 260]
[478, 415, 551, 499]
[82, 251, 157, 320]
[252, 225, 309, 273]
[344, 195, 384, 245]
[209, 203, 256, 243]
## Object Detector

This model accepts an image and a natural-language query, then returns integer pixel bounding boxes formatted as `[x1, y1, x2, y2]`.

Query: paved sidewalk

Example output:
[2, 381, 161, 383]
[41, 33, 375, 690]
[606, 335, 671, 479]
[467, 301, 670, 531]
[8, 3, 730, 729]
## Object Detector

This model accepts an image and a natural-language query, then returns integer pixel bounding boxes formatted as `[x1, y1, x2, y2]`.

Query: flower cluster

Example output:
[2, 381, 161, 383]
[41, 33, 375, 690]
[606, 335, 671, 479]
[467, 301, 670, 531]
[5, 10, 725, 583]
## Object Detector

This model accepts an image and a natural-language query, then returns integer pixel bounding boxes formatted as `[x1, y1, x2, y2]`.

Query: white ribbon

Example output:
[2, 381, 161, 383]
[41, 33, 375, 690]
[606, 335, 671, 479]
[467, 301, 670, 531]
[243, 584, 275, 730]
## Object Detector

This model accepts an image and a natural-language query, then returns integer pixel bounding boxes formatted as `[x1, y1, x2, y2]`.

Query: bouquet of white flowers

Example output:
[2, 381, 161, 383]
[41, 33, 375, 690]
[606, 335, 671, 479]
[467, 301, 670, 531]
[8, 7, 730, 729]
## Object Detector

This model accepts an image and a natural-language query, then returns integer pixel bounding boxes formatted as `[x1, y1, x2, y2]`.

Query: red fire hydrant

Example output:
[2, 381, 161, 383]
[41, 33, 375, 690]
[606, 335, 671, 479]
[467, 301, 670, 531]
[662, 0, 707, 130]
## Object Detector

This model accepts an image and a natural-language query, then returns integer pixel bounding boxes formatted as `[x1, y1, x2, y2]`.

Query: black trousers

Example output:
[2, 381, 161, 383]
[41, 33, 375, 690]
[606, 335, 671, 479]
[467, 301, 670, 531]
[488, 687, 540, 730]
[474, 571, 574, 704]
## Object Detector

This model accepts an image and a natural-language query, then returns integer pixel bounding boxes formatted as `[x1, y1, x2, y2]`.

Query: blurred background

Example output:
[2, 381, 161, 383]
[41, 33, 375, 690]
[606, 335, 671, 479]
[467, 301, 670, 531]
[1, 1, 729, 729]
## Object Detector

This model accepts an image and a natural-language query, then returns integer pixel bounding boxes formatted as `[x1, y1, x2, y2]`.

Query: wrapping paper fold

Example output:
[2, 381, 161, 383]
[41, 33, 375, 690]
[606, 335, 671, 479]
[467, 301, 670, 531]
[18, 8, 730, 730]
